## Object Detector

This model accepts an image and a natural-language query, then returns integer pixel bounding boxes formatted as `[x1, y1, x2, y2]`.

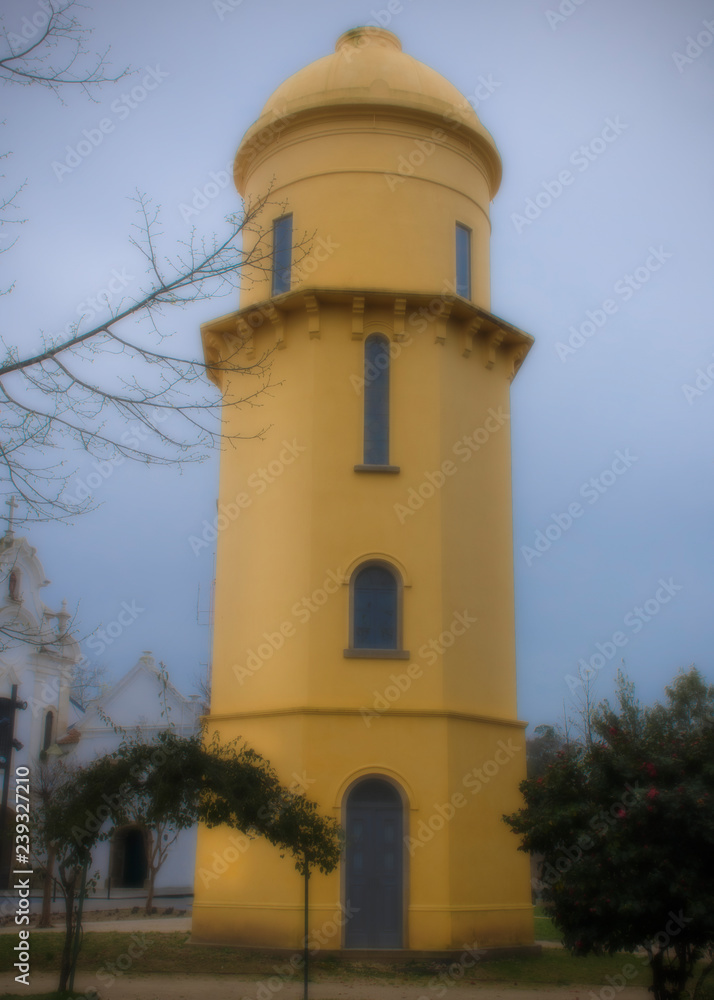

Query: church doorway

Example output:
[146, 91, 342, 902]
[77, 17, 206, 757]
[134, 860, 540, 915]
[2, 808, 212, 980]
[344, 777, 404, 948]
[111, 826, 148, 888]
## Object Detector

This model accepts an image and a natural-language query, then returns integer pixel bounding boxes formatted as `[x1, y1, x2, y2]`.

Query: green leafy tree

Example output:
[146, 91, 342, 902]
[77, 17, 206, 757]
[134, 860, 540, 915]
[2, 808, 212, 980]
[525, 723, 567, 779]
[40, 730, 342, 992]
[505, 667, 714, 1000]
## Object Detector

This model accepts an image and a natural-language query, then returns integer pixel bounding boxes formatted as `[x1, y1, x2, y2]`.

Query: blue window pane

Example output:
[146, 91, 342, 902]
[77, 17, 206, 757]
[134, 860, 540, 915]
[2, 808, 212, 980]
[364, 334, 389, 465]
[272, 215, 292, 294]
[456, 223, 471, 299]
[354, 565, 397, 649]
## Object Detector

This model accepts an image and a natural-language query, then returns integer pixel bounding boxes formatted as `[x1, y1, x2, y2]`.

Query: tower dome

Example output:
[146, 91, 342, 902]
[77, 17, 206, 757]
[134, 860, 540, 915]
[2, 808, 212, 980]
[236, 27, 501, 197]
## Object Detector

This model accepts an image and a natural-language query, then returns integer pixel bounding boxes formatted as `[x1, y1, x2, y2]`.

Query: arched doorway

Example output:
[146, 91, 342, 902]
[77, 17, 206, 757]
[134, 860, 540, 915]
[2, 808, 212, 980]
[345, 777, 404, 948]
[111, 827, 148, 888]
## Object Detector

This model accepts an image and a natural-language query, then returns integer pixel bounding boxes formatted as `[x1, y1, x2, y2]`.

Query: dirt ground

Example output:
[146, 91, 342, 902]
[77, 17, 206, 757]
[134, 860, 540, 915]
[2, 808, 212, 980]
[0, 971, 653, 999]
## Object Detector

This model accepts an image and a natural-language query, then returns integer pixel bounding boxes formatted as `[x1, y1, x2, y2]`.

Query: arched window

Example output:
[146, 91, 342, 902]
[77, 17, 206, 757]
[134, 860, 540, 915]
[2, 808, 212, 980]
[345, 562, 408, 658]
[42, 711, 54, 752]
[363, 334, 390, 466]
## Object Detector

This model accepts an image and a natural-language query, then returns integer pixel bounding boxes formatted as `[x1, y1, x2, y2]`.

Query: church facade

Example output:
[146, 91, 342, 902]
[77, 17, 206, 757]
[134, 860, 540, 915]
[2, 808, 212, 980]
[194, 27, 534, 951]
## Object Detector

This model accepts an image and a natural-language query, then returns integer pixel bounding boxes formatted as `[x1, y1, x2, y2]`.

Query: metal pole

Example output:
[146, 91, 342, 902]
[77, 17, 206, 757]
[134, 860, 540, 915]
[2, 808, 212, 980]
[68, 860, 88, 992]
[303, 865, 309, 1000]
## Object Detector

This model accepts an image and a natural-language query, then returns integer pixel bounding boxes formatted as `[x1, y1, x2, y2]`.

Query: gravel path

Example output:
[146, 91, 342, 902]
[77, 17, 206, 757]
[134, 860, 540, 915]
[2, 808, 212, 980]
[0, 971, 652, 999]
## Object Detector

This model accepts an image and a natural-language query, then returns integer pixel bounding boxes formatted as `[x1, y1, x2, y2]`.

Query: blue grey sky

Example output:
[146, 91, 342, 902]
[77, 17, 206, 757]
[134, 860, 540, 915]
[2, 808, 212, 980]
[2, 0, 713, 727]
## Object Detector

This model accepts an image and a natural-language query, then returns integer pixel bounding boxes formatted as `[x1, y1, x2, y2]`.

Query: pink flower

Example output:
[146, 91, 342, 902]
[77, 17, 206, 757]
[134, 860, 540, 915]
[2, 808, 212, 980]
[647, 788, 658, 800]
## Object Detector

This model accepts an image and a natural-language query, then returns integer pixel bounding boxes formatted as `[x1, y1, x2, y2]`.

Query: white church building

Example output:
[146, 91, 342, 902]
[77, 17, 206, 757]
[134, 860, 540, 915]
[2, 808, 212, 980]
[0, 512, 201, 897]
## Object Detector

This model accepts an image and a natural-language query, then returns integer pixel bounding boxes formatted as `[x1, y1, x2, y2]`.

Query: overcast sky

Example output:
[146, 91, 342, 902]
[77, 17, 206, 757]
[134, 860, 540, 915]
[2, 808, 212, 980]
[1, 0, 712, 728]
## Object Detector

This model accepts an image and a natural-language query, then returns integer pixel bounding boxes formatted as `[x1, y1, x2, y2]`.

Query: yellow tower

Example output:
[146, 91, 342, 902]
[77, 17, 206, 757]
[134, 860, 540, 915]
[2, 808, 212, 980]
[194, 27, 534, 952]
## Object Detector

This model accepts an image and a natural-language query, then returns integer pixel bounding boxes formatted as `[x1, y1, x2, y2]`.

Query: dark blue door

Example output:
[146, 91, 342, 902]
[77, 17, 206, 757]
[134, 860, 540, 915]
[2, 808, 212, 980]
[345, 779, 403, 948]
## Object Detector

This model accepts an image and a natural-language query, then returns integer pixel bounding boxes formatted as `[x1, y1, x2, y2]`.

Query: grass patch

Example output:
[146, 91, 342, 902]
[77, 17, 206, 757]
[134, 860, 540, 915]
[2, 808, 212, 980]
[533, 903, 563, 943]
[0, 932, 657, 989]
[0, 994, 88, 999]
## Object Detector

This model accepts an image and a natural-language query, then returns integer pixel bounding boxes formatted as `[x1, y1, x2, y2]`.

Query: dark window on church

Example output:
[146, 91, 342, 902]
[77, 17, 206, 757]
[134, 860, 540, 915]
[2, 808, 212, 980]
[456, 223, 471, 298]
[272, 215, 293, 295]
[353, 564, 398, 650]
[43, 711, 54, 752]
[364, 334, 390, 465]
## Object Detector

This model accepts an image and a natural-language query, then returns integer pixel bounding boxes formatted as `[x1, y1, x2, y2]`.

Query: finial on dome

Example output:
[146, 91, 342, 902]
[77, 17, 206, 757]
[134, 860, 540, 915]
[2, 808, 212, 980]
[335, 27, 402, 54]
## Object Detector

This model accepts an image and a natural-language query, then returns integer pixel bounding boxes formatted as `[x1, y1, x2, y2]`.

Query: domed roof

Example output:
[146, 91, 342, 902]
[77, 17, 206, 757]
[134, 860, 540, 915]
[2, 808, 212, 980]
[239, 28, 501, 194]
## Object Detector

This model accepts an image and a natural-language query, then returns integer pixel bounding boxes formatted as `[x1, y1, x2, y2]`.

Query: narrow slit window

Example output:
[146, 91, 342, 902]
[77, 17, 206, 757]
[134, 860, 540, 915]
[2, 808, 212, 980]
[43, 710, 54, 752]
[272, 215, 293, 295]
[456, 223, 471, 299]
[364, 334, 390, 465]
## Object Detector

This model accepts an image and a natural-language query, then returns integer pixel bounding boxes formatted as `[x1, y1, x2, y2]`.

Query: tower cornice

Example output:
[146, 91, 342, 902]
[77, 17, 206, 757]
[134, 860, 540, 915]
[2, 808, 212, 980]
[201, 287, 533, 390]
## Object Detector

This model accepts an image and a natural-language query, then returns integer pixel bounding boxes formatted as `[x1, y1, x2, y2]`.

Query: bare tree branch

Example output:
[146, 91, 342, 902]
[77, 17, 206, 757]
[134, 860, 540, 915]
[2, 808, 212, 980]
[0, 1, 130, 100]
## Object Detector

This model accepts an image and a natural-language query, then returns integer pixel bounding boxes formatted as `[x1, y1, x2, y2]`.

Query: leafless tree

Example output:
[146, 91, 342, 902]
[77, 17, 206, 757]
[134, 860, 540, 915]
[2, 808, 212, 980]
[69, 660, 110, 709]
[0, 0, 128, 96]
[0, 2, 308, 525]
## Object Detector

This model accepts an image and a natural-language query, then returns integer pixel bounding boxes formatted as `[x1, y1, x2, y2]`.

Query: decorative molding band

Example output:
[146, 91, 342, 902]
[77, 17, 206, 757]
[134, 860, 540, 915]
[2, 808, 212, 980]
[483, 325, 505, 370]
[394, 297, 407, 342]
[304, 293, 320, 339]
[205, 706, 527, 728]
[200, 288, 534, 388]
[351, 295, 366, 339]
